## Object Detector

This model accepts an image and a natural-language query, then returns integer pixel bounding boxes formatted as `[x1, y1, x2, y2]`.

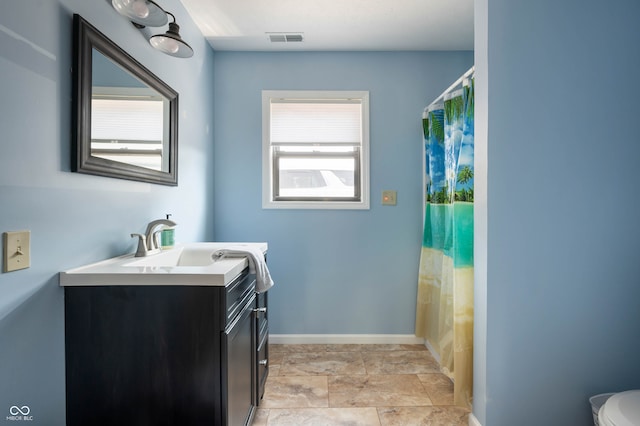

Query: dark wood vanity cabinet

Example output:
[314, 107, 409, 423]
[64, 269, 268, 426]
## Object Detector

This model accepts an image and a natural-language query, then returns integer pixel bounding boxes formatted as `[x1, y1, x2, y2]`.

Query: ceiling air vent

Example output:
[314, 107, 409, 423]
[267, 33, 304, 43]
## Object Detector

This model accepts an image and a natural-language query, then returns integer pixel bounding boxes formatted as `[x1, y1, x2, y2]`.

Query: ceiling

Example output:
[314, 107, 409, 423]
[178, 0, 474, 52]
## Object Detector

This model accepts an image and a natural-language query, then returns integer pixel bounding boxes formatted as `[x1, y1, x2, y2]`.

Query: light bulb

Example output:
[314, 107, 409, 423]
[154, 37, 180, 54]
[131, 0, 150, 19]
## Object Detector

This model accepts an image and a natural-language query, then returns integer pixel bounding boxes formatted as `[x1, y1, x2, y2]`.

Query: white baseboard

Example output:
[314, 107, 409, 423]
[468, 413, 481, 426]
[270, 334, 425, 345]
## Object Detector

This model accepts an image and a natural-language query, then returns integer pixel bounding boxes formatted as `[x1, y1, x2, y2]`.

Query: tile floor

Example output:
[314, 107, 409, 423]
[252, 344, 469, 425]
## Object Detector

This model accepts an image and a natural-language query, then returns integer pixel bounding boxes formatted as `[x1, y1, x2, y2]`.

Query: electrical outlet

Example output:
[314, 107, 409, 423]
[3, 230, 31, 272]
[382, 190, 397, 206]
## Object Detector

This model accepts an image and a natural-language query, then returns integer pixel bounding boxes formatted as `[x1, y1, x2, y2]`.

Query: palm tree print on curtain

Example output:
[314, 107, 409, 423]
[416, 78, 474, 408]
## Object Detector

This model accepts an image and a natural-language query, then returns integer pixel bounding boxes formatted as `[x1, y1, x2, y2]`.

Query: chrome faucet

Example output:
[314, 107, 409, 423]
[131, 218, 177, 257]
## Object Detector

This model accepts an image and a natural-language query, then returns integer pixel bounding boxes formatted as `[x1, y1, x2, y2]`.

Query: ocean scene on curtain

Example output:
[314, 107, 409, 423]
[416, 78, 474, 408]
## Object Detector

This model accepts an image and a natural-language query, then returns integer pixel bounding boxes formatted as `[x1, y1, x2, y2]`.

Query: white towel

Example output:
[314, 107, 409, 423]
[212, 246, 274, 293]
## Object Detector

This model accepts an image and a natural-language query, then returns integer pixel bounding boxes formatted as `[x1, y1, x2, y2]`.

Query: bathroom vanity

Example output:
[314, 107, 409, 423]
[60, 243, 269, 426]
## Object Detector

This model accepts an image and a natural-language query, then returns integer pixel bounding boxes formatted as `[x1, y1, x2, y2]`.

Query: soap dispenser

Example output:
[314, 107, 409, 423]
[160, 214, 175, 250]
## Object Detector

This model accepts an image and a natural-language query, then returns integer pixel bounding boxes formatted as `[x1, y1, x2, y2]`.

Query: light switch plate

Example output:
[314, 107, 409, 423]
[382, 190, 397, 206]
[3, 230, 31, 272]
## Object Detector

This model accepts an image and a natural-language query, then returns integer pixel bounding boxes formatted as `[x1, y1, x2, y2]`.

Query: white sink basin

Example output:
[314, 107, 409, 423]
[59, 242, 267, 287]
[124, 246, 217, 267]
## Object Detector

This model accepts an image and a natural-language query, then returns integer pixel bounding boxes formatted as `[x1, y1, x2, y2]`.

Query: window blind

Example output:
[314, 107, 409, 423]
[91, 98, 164, 141]
[270, 101, 362, 145]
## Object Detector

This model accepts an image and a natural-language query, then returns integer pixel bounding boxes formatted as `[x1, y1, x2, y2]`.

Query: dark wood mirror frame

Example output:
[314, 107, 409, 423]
[72, 14, 178, 186]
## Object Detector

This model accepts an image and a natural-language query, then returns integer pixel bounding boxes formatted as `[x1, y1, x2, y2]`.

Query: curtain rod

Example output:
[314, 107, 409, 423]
[427, 66, 475, 108]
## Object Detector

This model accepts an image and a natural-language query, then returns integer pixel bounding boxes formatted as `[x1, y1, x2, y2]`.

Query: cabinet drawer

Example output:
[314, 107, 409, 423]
[225, 270, 255, 326]
[256, 325, 269, 403]
[256, 291, 267, 309]
[255, 291, 267, 328]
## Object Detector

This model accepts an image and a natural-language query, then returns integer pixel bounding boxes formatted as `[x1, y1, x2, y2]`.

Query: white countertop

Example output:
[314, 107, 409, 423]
[59, 242, 268, 287]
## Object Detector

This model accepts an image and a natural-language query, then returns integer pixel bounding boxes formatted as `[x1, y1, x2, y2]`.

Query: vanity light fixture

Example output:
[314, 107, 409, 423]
[149, 13, 194, 58]
[111, 0, 193, 58]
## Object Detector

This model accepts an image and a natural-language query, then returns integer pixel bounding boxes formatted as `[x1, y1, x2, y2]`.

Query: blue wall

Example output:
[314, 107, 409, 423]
[212, 51, 473, 335]
[0, 1, 215, 423]
[474, 0, 640, 424]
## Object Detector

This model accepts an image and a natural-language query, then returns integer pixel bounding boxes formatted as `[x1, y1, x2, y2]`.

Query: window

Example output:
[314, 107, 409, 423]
[91, 86, 168, 171]
[262, 90, 370, 209]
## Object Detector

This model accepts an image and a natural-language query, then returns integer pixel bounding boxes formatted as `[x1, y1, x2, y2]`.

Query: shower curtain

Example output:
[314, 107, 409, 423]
[416, 77, 474, 408]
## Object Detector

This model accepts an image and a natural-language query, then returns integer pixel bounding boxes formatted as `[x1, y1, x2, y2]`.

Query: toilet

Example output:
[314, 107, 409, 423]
[598, 390, 640, 426]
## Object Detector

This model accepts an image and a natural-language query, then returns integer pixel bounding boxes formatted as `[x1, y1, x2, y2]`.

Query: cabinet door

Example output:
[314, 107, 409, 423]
[254, 291, 269, 405]
[222, 296, 255, 426]
[65, 286, 222, 426]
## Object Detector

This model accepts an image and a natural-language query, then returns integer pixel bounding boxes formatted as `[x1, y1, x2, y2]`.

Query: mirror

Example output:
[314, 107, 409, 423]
[72, 14, 178, 185]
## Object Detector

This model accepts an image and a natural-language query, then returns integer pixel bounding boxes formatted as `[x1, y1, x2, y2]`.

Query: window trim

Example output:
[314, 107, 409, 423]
[262, 90, 370, 210]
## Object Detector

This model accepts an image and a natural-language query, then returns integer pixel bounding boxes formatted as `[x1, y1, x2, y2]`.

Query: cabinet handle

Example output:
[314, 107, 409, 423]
[253, 307, 267, 313]
[259, 359, 268, 366]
